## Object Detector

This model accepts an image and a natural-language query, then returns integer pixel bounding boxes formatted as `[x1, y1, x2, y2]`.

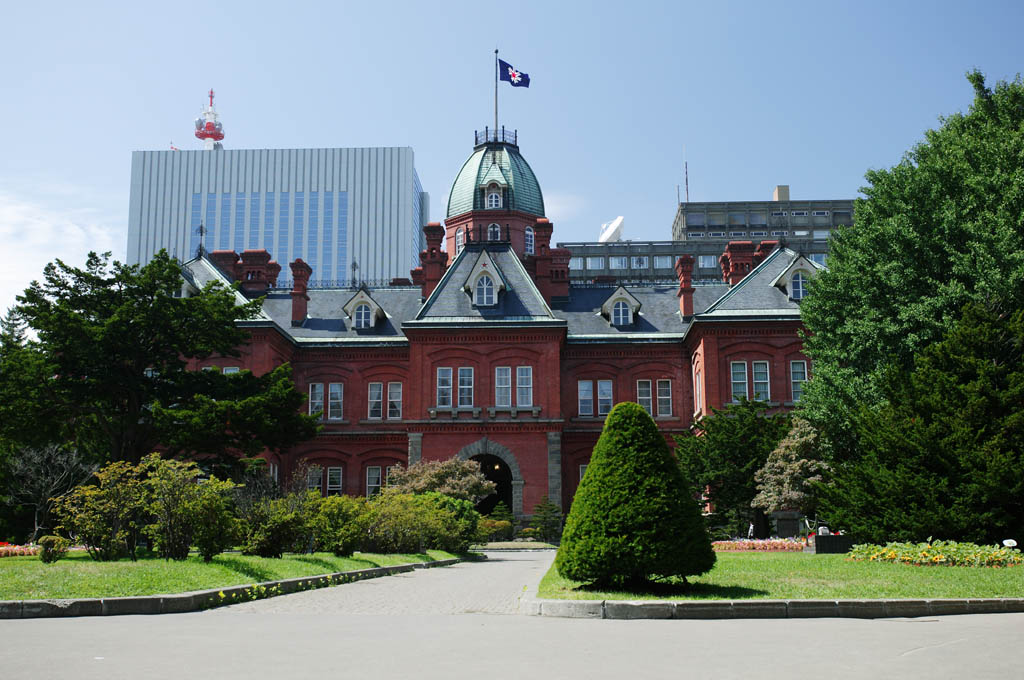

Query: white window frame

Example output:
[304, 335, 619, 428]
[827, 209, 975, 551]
[579, 464, 588, 482]
[708, 231, 726, 238]
[791, 272, 807, 300]
[688, 232, 705, 238]
[569, 256, 583, 270]
[752, 361, 770, 401]
[309, 383, 324, 417]
[577, 380, 593, 416]
[486, 189, 501, 209]
[525, 226, 534, 254]
[368, 382, 383, 419]
[698, 255, 717, 269]
[387, 382, 402, 419]
[729, 231, 746, 237]
[495, 366, 512, 408]
[771, 211, 787, 217]
[458, 367, 474, 407]
[328, 383, 344, 420]
[597, 379, 613, 415]
[812, 210, 830, 217]
[436, 367, 452, 408]
[609, 256, 628, 270]
[654, 255, 673, 269]
[657, 379, 672, 417]
[791, 360, 807, 402]
[455, 228, 464, 255]
[771, 230, 788, 237]
[475, 275, 495, 306]
[611, 300, 630, 326]
[326, 466, 343, 496]
[636, 379, 653, 415]
[307, 467, 322, 493]
[631, 256, 648, 269]
[693, 369, 702, 414]
[354, 303, 372, 329]
[586, 256, 605, 269]
[516, 366, 533, 407]
[487, 223, 501, 240]
[366, 466, 382, 497]
[750, 231, 767, 237]
[222, 366, 240, 375]
[731, 362, 748, 402]
[791, 210, 809, 217]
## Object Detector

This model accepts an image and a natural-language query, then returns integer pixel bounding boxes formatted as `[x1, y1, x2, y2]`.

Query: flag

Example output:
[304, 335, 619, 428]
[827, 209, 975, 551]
[498, 59, 530, 88]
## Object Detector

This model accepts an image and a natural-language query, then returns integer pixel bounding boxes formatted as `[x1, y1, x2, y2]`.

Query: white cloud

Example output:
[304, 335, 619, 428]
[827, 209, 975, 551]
[0, 191, 125, 315]
[543, 191, 587, 223]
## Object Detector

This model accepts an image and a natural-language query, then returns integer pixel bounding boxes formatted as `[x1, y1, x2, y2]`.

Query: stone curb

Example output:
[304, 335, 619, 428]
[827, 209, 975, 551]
[0, 557, 463, 620]
[519, 596, 1024, 620]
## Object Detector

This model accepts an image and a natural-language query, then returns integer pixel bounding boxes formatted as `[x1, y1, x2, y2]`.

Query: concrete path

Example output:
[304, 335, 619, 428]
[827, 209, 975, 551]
[217, 549, 554, 616]
[2, 550, 1023, 679]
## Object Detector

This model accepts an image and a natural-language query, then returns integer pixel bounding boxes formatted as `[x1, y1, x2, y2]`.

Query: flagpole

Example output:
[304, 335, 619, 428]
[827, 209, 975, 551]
[494, 49, 499, 138]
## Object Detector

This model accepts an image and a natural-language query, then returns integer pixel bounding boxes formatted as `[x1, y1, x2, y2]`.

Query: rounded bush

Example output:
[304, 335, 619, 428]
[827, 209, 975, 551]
[556, 401, 716, 587]
[37, 535, 70, 563]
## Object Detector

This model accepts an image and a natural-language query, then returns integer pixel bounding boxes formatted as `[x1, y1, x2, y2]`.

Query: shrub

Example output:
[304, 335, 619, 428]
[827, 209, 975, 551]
[528, 498, 563, 543]
[242, 497, 306, 558]
[517, 527, 539, 540]
[478, 519, 513, 542]
[557, 402, 716, 587]
[281, 490, 322, 554]
[362, 493, 444, 554]
[37, 535, 70, 563]
[192, 477, 239, 562]
[313, 495, 369, 557]
[849, 540, 1024, 568]
[386, 459, 496, 503]
[53, 461, 147, 561]
[421, 492, 480, 553]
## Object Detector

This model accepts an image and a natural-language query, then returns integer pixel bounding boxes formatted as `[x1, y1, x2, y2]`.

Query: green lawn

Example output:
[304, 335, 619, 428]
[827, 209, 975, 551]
[0, 550, 455, 600]
[538, 552, 1024, 601]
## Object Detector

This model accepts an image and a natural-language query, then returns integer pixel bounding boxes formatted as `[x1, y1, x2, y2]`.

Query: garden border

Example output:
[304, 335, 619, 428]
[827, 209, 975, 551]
[519, 595, 1024, 620]
[0, 558, 462, 620]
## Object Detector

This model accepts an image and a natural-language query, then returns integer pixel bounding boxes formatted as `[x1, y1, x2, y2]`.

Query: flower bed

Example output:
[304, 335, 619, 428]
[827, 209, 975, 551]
[849, 540, 1023, 568]
[0, 543, 38, 558]
[712, 538, 804, 552]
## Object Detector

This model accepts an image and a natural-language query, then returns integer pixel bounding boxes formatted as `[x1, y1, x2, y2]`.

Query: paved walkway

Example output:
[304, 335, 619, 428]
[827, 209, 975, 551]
[217, 549, 554, 616]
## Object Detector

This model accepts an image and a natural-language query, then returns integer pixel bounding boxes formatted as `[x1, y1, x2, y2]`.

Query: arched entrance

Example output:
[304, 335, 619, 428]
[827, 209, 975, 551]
[472, 453, 512, 515]
[455, 437, 524, 517]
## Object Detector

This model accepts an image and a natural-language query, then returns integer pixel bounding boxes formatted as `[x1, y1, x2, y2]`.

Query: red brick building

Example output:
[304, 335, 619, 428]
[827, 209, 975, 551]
[183, 132, 819, 518]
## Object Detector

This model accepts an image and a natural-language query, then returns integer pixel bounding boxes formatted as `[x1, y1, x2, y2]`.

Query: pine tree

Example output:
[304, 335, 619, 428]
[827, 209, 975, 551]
[556, 402, 715, 587]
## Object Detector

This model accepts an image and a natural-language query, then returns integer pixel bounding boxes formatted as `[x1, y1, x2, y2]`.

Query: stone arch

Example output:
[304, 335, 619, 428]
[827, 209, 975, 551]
[455, 438, 525, 517]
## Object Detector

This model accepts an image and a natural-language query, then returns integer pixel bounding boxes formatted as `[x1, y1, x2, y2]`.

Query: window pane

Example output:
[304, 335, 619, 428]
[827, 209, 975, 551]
[309, 383, 324, 417]
[326, 467, 343, 496]
[366, 466, 382, 497]
[387, 382, 402, 419]
[516, 366, 532, 407]
[791, 361, 807, 401]
[752, 361, 769, 401]
[597, 380, 613, 415]
[657, 379, 672, 416]
[458, 368, 474, 407]
[631, 256, 648, 269]
[586, 256, 605, 269]
[698, 255, 717, 269]
[368, 382, 383, 419]
[579, 464, 588, 481]
[495, 367, 511, 408]
[437, 367, 452, 407]
[610, 256, 627, 270]
[569, 257, 583, 270]
[328, 383, 344, 420]
[307, 467, 322, 492]
[612, 300, 630, 325]
[654, 255, 673, 269]
[731, 362, 747, 401]
[637, 380, 652, 415]
[578, 380, 593, 416]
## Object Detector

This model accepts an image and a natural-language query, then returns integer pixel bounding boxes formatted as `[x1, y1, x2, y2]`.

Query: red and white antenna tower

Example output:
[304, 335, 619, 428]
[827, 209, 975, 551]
[194, 89, 225, 150]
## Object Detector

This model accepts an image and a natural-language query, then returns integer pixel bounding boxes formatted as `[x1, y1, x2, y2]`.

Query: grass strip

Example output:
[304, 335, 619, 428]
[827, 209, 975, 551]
[0, 550, 455, 600]
[538, 552, 1024, 601]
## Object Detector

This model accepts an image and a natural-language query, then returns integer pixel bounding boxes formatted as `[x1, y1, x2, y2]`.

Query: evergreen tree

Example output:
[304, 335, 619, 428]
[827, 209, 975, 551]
[528, 498, 563, 543]
[675, 399, 791, 537]
[556, 402, 715, 587]
[751, 418, 830, 517]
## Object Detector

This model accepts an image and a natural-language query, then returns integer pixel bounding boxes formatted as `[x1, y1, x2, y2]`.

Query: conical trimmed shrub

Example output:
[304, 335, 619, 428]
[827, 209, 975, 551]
[556, 401, 716, 586]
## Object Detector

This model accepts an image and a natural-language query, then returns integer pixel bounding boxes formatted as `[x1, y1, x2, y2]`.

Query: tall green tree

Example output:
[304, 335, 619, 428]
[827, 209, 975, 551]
[1, 251, 316, 467]
[675, 399, 791, 538]
[799, 71, 1024, 458]
[751, 418, 830, 517]
[818, 301, 1024, 544]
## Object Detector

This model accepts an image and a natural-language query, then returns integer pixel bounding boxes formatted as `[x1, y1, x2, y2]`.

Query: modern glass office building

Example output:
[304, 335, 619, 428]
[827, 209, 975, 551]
[127, 147, 429, 284]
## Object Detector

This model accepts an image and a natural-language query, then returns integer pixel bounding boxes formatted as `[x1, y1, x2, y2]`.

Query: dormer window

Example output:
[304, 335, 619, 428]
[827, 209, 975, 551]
[525, 226, 534, 254]
[455, 228, 464, 255]
[612, 300, 630, 326]
[475, 275, 495, 306]
[354, 303, 372, 328]
[791, 272, 807, 300]
[486, 184, 502, 209]
[488, 223, 501, 241]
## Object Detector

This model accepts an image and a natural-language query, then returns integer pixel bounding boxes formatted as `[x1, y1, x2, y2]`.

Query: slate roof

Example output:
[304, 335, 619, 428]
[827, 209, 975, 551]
[409, 243, 558, 326]
[696, 247, 813, 320]
[446, 143, 545, 218]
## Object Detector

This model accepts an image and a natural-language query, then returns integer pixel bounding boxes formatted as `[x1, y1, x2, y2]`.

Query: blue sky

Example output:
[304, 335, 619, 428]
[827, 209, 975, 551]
[1, 0, 1022, 312]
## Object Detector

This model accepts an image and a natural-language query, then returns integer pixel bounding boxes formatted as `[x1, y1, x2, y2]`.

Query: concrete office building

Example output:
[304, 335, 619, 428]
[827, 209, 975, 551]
[127, 93, 429, 284]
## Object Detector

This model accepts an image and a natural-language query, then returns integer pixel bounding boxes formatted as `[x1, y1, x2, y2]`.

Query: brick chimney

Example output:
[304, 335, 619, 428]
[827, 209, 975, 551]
[289, 259, 312, 327]
[528, 218, 570, 303]
[752, 240, 779, 269]
[238, 249, 281, 295]
[209, 250, 241, 280]
[675, 254, 695, 317]
[412, 222, 448, 299]
[720, 241, 756, 285]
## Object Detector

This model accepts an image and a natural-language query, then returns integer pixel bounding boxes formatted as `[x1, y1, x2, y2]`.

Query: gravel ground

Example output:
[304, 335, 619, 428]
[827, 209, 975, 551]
[213, 550, 555, 616]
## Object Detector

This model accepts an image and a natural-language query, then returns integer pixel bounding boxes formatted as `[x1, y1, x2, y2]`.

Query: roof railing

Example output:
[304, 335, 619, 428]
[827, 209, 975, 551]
[475, 127, 518, 146]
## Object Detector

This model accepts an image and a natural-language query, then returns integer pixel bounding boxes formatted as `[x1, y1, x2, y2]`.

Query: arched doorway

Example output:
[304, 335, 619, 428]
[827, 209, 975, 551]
[455, 437, 524, 517]
[472, 453, 512, 515]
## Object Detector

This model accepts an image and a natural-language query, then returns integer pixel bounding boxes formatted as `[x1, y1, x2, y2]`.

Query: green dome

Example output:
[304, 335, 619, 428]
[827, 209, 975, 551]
[446, 141, 545, 219]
